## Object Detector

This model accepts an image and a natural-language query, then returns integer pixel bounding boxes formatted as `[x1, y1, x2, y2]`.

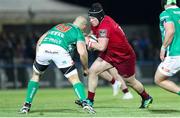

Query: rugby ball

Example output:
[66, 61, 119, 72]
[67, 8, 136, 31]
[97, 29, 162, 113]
[89, 35, 98, 43]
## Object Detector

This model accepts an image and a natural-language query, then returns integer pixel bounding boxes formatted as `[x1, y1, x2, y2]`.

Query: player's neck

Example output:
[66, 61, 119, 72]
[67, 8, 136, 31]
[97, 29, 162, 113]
[165, 5, 178, 10]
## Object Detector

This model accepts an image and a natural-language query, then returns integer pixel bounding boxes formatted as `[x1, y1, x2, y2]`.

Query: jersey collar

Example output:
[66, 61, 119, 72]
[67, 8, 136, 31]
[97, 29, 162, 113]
[166, 5, 178, 10]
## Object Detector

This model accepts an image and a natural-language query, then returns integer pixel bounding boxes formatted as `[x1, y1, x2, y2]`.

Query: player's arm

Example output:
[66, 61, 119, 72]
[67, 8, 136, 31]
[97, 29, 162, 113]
[162, 22, 174, 49]
[76, 41, 89, 74]
[91, 37, 109, 51]
[160, 22, 174, 61]
[86, 30, 109, 51]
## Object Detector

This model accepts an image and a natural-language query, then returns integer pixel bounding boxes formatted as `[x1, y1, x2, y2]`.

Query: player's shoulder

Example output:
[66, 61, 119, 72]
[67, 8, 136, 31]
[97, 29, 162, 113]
[103, 16, 114, 23]
[100, 16, 115, 28]
[159, 10, 170, 20]
[160, 10, 168, 16]
[68, 23, 81, 33]
[66, 23, 76, 29]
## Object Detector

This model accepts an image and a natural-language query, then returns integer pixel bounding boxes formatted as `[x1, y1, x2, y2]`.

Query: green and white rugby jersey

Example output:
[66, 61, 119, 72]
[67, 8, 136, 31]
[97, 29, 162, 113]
[159, 6, 180, 56]
[41, 23, 85, 53]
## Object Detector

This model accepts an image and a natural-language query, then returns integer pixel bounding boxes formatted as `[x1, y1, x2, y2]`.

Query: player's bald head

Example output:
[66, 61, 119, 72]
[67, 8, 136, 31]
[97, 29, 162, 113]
[73, 16, 87, 29]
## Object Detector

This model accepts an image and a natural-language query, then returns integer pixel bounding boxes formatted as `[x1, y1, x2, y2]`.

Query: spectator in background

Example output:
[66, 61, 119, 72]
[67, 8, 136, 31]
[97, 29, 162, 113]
[130, 33, 142, 60]
[139, 32, 152, 60]
[0, 32, 15, 84]
[24, 32, 36, 63]
[130, 32, 152, 61]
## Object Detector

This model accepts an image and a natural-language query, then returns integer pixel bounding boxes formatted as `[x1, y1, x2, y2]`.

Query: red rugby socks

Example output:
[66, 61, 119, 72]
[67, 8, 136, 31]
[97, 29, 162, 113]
[110, 78, 115, 84]
[88, 91, 95, 101]
[140, 90, 150, 100]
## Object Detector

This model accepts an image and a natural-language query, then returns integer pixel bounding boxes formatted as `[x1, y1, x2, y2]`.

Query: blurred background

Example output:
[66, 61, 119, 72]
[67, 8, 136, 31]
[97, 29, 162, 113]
[0, 0, 180, 89]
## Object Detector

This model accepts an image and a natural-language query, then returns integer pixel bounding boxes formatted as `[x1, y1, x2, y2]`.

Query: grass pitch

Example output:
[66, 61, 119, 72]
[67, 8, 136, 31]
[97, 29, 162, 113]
[0, 85, 180, 117]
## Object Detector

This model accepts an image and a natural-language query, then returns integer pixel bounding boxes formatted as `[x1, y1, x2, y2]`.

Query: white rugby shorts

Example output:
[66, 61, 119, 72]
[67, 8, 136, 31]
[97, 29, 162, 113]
[36, 44, 74, 68]
[158, 56, 180, 76]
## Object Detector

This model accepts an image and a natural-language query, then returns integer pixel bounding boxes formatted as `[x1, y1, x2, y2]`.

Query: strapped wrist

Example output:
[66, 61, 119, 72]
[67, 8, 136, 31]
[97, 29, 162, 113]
[161, 45, 167, 51]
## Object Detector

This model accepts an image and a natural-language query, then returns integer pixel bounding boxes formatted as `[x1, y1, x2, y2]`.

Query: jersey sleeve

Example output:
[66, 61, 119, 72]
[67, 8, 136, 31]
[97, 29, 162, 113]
[76, 29, 85, 42]
[98, 22, 111, 38]
[160, 11, 173, 24]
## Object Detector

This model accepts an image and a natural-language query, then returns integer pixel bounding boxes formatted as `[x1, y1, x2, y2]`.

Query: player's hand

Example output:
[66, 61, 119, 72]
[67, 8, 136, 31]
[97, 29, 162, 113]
[85, 36, 98, 51]
[160, 46, 166, 61]
[85, 36, 90, 45]
[85, 36, 92, 50]
[83, 69, 89, 77]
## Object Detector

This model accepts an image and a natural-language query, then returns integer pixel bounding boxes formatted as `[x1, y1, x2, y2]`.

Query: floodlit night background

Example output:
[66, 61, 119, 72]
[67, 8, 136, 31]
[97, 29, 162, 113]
[0, 0, 179, 89]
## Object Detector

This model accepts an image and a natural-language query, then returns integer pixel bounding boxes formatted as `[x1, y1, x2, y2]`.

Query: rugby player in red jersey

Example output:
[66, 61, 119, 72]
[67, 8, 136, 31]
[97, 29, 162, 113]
[76, 3, 153, 109]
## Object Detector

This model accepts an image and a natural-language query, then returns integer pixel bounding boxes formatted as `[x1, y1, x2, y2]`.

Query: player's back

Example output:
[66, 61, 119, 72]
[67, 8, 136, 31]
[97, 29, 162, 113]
[104, 16, 127, 43]
[166, 7, 180, 36]
[93, 16, 135, 62]
[102, 16, 135, 58]
[41, 23, 84, 51]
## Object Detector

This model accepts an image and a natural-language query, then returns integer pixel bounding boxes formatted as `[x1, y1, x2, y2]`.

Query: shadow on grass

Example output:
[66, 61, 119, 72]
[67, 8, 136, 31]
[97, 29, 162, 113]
[149, 109, 180, 114]
[31, 108, 80, 114]
[95, 106, 127, 109]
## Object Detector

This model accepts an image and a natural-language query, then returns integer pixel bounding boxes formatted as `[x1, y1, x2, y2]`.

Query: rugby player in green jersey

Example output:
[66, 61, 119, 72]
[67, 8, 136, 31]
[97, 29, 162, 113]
[154, 0, 180, 96]
[19, 16, 95, 114]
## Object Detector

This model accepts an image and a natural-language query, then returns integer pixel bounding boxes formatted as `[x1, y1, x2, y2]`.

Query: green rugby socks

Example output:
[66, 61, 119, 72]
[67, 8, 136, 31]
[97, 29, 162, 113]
[177, 91, 180, 96]
[25, 80, 39, 103]
[73, 82, 86, 101]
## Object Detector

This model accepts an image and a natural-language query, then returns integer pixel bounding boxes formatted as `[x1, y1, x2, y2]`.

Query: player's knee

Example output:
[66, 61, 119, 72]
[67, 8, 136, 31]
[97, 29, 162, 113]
[154, 71, 161, 85]
[154, 75, 161, 85]
[125, 75, 135, 83]
[154, 74, 167, 85]
[89, 67, 99, 76]
[31, 71, 40, 82]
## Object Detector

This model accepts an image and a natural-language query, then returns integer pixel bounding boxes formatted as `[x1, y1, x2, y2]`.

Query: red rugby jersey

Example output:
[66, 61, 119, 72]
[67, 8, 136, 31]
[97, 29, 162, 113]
[91, 16, 135, 63]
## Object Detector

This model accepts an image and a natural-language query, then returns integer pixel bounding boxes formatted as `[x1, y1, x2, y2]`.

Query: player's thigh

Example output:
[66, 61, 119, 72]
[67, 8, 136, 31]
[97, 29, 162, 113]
[114, 59, 135, 78]
[90, 57, 113, 74]
[54, 53, 78, 80]
[108, 67, 120, 79]
[157, 56, 180, 77]
[53, 47, 74, 69]
[52, 47, 80, 83]
[34, 45, 51, 74]
[99, 71, 112, 81]
[123, 74, 135, 82]
[154, 69, 169, 83]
